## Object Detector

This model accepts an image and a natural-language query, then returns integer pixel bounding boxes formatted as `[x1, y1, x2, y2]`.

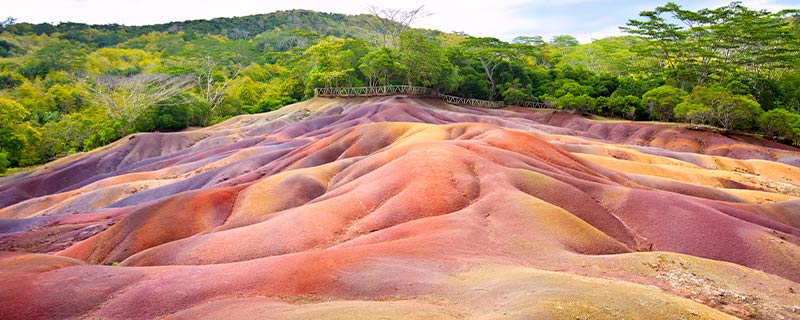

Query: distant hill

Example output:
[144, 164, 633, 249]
[2, 9, 396, 47]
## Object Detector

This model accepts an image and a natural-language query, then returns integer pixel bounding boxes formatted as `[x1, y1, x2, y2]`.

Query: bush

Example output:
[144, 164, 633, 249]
[642, 85, 686, 121]
[0, 97, 41, 167]
[675, 86, 763, 131]
[759, 108, 800, 143]
[0, 152, 9, 174]
[556, 93, 597, 113]
[604, 95, 641, 119]
[258, 96, 297, 112]
[0, 71, 24, 89]
[135, 93, 211, 131]
[38, 108, 122, 159]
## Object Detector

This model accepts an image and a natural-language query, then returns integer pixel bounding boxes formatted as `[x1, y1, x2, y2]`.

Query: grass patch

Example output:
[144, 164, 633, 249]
[0, 166, 38, 178]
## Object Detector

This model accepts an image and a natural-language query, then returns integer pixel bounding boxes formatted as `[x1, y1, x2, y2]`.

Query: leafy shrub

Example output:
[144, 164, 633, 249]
[759, 108, 800, 143]
[642, 85, 686, 121]
[0, 152, 10, 174]
[675, 86, 763, 131]
[0, 71, 24, 89]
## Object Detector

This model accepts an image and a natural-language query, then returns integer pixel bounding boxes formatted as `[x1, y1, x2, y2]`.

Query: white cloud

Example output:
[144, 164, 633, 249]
[739, 0, 797, 11]
[573, 25, 625, 43]
[703, 0, 795, 11]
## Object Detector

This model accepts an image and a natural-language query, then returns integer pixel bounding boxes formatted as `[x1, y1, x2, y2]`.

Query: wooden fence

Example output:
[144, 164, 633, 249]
[437, 94, 505, 109]
[314, 85, 550, 109]
[314, 85, 433, 97]
[516, 100, 552, 109]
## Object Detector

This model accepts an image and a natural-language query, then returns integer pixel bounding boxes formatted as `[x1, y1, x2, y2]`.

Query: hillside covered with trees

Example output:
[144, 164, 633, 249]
[0, 2, 799, 173]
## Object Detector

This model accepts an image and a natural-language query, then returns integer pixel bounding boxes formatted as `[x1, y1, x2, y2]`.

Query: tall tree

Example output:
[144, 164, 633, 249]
[193, 56, 246, 119]
[622, 2, 800, 90]
[398, 30, 444, 88]
[0, 17, 16, 33]
[556, 36, 657, 76]
[0, 97, 39, 168]
[358, 48, 405, 86]
[22, 40, 87, 79]
[304, 37, 366, 89]
[462, 37, 516, 100]
[551, 35, 579, 48]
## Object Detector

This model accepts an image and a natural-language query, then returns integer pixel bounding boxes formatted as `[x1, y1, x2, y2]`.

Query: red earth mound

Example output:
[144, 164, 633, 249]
[1, 96, 799, 319]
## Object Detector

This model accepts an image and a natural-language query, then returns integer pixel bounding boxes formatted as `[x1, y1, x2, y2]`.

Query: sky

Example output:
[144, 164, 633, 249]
[4, 0, 798, 43]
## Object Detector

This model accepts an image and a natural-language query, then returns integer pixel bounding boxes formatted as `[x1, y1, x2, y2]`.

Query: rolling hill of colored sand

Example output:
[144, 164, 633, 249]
[1, 96, 799, 319]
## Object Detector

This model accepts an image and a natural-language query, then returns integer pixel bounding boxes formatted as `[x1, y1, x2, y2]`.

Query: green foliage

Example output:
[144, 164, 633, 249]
[230, 74, 298, 114]
[556, 93, 597, 114]
[398, 30, 445, 88]
[260, 96, 297, 112]
[623, 2, 800, 90]
[232, 78, 271, 107]
[758, 109, 800, 143]
[675, 86, 763, 131]
[0, 151, 9, 174]
[177, 36, 262, 65]
[135, 93, 211, 131]
[305, 37, 358, 88]
[0, 71, 24, 89]
[86, 48, 159, 75]
[118, 32, 187, 56]
[0, 97, 40, 166]
[20, 40, 87, 79]
[552, 79, 593, 97]
[501, 80, 530, 105]
[43, 84, 86, 113]
[556, 37, 657, 76]
[358, 48, 405, 86]
[0, 39, 25, 57]
[613, 76, 662, 98]
[551, 35, 579, 48]
[600, 95, 642, 120]
[642, 85, 687, 121]
[461, 37, 516, 100]
[254, 29, 321, 52]
[778, 70, 800, 112]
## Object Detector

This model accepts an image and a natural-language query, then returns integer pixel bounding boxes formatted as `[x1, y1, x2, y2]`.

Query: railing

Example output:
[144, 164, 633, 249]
[313, 85, 551, 109]
[438, 94, 505, 109]
[516, 100, 551, 109]
[314, 85, 434, 97]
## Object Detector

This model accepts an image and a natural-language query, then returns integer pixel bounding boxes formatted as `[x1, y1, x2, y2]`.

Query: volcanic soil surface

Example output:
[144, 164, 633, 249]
[1, 96, 799, 319]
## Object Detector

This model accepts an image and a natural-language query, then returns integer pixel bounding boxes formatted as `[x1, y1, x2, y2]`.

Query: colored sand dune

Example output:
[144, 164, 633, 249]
[1, 96, 799, 319]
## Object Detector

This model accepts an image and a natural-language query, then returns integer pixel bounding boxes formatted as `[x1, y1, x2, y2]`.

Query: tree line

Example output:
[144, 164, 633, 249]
[0, 2, 799, 173]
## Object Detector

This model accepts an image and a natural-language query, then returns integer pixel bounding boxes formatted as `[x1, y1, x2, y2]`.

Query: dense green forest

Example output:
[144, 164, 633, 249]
[1, 2, 799, 173]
